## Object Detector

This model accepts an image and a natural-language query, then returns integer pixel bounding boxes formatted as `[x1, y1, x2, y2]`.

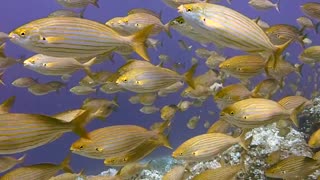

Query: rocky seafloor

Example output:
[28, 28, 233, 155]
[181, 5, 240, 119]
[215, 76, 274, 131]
[71, 97, 320, 180]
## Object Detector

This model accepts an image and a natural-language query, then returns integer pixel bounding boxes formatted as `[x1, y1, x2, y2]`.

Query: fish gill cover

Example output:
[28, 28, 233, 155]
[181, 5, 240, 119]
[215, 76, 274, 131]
[0, 0, 319, 179]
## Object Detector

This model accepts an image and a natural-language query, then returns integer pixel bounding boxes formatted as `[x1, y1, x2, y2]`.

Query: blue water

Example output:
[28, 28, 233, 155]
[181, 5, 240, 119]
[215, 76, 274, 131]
[0, 0, 318, 175]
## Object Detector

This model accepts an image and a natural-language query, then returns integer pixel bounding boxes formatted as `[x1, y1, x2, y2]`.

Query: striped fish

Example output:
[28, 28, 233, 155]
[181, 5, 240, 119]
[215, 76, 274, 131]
[299, 46, 320, 65]
[172, 132, 247, 162]
[0, 154, 26, 173]
[309, 128, 320, 148]
[70, 123, 170, 159]
[23, 54, 96, 76]
[0, 155, 72, 180]
[9, 17, 153, 61]
[116, 12, 170, 37]
[301, 2, 320, 20]
[178, 3, 289, 60]
[193, 164, 242, 180]
[56, 0, 99, 8]
[251, 78, 280, 99]
[0, 112, 88, 154]
[265, 24, 306, 47]
[265, 156, 320, 179]
[116, 64, 196, 93]
[207, 119, 233, 134]
[162, 165, 187, 180]
[219, 55, 266, 83]
[220, 98, 302, 128]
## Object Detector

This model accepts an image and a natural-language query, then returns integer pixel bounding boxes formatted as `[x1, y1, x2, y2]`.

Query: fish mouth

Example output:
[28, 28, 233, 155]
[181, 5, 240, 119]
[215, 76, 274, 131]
[8, 32, 19, 40]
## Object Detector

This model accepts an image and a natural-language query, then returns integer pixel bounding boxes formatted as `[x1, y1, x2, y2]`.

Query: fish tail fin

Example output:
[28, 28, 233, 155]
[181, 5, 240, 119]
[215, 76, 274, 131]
[89, 0, 99, 8]
[289, 102, 306, 127]
[183, 63, 197, 89]
[0, 71, 5, 86]
[0, 96, 16, 113]
[71, 110, 90, 139]
[158, 133, 172, 149]
[275, 0, 280, 13]
[129, 24, 154, 61]
[0, 43, 5, 57]
[60, 153, 73, 173]
[254, 16, 261, 24]
[274, 39, 293, 63]
[237, 129, 251, 151]
[294, 63, 304, 77]
[83, 57, 97, 79]
[163, 23, 172, 38]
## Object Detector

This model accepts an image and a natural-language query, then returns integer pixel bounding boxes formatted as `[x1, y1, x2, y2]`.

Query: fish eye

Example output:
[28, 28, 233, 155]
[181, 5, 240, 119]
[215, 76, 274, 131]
[179, 152, 183, 156]
[230, 111, 234, 115]
[186, 8, 192, 12]
[20, 31, 26, 36]
[79, 145, 84, 149]
[243, 116, 247, 119]
[43, 63, 47, 67]
[95, 148, 100, 151]
[30, 60, 35, 64]
[135, 23, 139, 27]
[202, 18, 206, 22]
[281, 170, 286, 174]
[42, 37, 46, 41]
[123, 79, 127, 82]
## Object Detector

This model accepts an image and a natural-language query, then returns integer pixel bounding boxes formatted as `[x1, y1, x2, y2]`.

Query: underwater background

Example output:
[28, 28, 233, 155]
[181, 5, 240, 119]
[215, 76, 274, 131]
[0, 0, 319, 179]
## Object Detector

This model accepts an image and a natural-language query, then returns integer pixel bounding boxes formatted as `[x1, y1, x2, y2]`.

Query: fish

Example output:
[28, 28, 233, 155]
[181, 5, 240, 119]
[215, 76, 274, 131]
[140, 106, 160, 114]
[313, 151, 320, 160]
[299, 46, 320, 66]
[160, 104, 178, 121]
[207, 119, 233, 134]
[177, 3, 289, 64]
[181, 84, 213, 100]
[115, 161, 151, 179]
[219, 55, 266, 84]
[266, 150, 281, 165]
[115, 12, 170, 37]
[70, 122, 171, 159]
[28, 83, 57, 96]
[116, 64, 196, 93]
[220, 98, 303, 128]
[172, 132, 248, 162]
[46, 81, 66, 92]
[168, 16, 211, 46]
[0, 96, 16, 114]
[48, 9, 84, 18]
[128, 95, 140, 104]
[9, 17, 154, 61]
[214, 83, 252, 110]
[205, 52, 226, 69]
[177, 100, 193, 112]
[138, 93, 157, 106]
[308, 128, 320, 148]
[69, 86, 96, 95]
[278, 95, 312, 110]
[248, 0, 280, 12]
[265, 24, 306, 48]
[296, 16, 318, 33]
[23, 54, 96, 77]
[12, 77, 38, 88]
[195, 48, 213, 59]
[81, 97, 118, 120]
[192, 164, 243, 180]
[56, 0, 99, 8]
[251, 78, 280, 99]
[187, 115, 200, 129]
[0, 155, 73, 180]
[265, 56, 303, 85]
[0, 112, 89, 154]
[0, 154, 26, 173]
[162, 165, 188, 180]
[301, 2, 320, 20]
[265, 156, 320, 179]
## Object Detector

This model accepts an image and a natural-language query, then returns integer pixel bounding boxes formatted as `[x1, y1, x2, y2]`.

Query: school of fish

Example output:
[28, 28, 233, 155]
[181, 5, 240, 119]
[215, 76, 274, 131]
[0, 0, 320, 179]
